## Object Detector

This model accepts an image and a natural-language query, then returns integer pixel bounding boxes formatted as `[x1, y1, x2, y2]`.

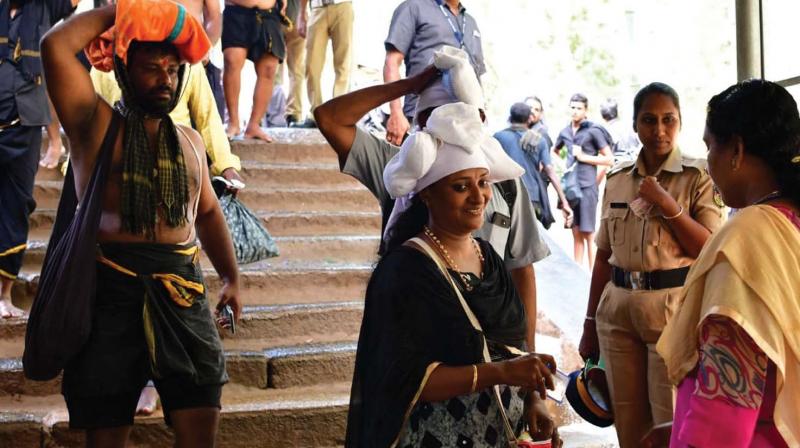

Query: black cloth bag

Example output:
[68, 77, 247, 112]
[561, 160, 583, 209]
[23, 114, 120, 381]
[214, 182, 278, 265]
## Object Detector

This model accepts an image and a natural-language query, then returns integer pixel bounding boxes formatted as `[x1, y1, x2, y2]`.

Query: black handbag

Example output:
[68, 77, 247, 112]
[23, 113, 121, 381]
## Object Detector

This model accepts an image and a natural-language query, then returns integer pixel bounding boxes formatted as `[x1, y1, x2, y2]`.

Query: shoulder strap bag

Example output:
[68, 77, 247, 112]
[407, 236, 523, 447]
[24, 113, 121, 380]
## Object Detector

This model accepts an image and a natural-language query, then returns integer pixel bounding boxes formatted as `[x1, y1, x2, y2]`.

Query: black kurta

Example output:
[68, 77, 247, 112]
[346, 238, 527, 447]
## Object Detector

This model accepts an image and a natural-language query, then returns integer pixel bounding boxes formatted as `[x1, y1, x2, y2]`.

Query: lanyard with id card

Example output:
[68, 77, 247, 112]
[434, 0, 466, 48]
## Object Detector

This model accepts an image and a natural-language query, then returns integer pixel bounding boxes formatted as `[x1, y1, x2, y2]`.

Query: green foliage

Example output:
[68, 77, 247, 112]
[566, 6, 620, 90]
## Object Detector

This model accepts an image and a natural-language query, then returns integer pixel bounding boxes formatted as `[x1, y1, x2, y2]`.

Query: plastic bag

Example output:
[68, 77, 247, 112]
[218, 193, 279, 264]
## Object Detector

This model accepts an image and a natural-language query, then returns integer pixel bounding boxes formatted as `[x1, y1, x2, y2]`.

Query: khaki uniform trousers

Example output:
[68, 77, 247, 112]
[305, 1, 353, 112]
[282, 24, 306, 120]
[596, 282, 680, 448]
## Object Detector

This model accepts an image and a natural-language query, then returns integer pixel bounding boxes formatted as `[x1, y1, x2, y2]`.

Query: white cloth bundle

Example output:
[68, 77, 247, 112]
[433, 45, 484, 108]
[415, 46, 485, 115]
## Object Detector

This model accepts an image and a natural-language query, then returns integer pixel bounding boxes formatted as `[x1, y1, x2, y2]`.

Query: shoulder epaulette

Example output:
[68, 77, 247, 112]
[606, 159, 636, 178]
[681, 156, 708, 172]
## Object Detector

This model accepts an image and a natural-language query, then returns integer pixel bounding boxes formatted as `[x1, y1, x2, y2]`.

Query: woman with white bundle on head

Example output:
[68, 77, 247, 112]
[345, 102, 562, 448]
[315, 45, 552, 362]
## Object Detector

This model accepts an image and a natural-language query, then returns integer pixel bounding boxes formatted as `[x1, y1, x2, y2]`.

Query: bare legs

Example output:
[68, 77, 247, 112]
[170, 407, 220, 448]
[243, 54, 279, 141]
[223, 48, 279, 142]
[85, 426, 132, 448]
[0, 278, 25, 318]
[84, 407, 219, 448]
[572, 227, 595, 270]
[223, 47, 247, 139]
[40, 98, 65, 170]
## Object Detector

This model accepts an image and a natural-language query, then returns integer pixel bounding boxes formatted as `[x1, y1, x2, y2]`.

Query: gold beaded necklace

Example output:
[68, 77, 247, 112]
[423, 225, 485, 291]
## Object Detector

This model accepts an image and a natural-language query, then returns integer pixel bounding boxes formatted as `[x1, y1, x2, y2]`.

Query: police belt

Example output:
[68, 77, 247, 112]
[610, 265, 690, 290]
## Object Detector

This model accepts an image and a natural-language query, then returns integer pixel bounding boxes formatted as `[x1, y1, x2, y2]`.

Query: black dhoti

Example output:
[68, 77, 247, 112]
[62, 242, 228, 429]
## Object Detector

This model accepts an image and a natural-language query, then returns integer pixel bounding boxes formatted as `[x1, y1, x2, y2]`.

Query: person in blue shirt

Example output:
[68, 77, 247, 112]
[383, 0, 485, 145]
[494, 102, 573, 229]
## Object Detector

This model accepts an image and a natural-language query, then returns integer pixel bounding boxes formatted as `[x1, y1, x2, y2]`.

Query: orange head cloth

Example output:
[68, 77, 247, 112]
[85, 0, 211, 72]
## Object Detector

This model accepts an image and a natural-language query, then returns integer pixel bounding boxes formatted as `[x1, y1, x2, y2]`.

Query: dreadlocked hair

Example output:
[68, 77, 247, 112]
[113, 52, 189, 239]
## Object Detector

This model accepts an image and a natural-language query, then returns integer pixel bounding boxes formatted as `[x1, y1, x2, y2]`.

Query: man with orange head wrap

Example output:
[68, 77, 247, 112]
[35, 0, 240, 444]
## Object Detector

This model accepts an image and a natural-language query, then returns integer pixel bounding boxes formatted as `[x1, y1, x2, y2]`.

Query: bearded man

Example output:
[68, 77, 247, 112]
[39, 0, 240, 445]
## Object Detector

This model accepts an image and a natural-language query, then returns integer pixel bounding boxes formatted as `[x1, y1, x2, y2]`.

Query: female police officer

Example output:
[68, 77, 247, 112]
[578, 82, 724, 447]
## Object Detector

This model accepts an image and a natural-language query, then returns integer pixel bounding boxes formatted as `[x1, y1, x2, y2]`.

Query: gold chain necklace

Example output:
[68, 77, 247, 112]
[423, 225, 484, 291]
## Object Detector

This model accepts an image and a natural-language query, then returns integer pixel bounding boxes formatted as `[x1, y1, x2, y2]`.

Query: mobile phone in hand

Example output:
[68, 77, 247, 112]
[220, 304, 236, 335]
[546, 369, 569, 403]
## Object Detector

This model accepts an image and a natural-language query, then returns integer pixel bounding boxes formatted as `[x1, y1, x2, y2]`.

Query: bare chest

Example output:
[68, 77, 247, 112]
[96, 127, 204, 242]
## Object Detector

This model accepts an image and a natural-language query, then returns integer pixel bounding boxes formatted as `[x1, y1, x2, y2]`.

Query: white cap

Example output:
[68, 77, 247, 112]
[382, 102, 524, 239]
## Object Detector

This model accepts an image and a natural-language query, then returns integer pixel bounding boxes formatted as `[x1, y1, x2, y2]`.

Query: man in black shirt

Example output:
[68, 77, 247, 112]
[0, 0, 77, 317]
[553, 93, 613, 269]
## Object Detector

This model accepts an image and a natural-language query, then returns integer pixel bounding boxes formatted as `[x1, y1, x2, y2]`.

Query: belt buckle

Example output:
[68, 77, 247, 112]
[628, 271, 643, 290]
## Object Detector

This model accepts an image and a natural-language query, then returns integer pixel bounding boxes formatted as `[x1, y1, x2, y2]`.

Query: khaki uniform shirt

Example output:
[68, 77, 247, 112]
[596, 147, 725, 273]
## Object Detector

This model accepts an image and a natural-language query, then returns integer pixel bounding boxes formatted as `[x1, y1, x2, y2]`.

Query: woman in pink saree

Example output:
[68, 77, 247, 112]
[654, 80, 800, 447]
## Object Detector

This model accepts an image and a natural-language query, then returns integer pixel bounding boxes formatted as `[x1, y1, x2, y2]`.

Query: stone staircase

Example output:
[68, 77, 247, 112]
[1, 129, 373, 447]
[0, 128, 619, 447]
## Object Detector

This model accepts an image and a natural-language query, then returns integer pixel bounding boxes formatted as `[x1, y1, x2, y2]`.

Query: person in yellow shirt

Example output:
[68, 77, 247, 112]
[90, 63, 243, 182]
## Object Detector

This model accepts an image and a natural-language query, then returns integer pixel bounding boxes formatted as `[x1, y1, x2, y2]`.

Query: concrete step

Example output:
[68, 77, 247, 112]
[1, 382, 351, 448]
[260, 210, 382, 237]
[33, 163, 66, 182]
[229, 129, 339, 165]
[231, 301, 364, 342]
[0, 412, 44, 448]
[10, 262, 372, 312]
[0, 315, 575, 398]
[0, 316, 25, 341]
[41, 127, 338, 164]
[235, 186, 380, 213]
[0, 339, 357, 396]
[20, 235, 381, 270]
[239, 161, 359, 188]
[33, 181, 379, 212]
[28, 209, 382, 240]
[34, 160, 360, 188]
[0, 299, 364, 343]
[0, 384, 619, 447]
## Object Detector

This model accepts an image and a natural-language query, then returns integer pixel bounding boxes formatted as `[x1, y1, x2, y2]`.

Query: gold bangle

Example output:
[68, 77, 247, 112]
[662, 205, 684, 220]
[470, 364, 478, 393]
